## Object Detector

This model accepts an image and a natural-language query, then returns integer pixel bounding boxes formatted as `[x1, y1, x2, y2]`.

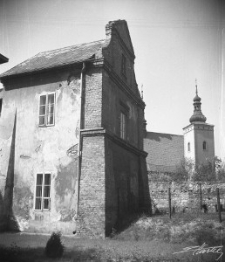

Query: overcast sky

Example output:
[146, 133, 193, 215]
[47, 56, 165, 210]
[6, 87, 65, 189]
[0, 0, 224, 159]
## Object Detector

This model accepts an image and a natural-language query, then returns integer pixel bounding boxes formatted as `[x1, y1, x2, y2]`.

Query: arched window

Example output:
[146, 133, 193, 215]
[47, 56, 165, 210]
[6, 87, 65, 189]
[188, 142, 190, 152]
[203, 141, 207, 150]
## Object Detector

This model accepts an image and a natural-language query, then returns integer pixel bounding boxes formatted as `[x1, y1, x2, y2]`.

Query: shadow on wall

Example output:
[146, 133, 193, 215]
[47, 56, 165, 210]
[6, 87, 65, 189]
[105, 146, 152, 237]
[1, 112, 20, 232]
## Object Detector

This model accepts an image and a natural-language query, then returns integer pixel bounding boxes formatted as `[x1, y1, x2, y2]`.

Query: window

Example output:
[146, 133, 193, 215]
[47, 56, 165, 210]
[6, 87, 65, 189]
[203, 141, 207, 150]
[39, 93, 55, 126]
[120, 112, 126, 139]
[188, 142, 190, 152]
[119, 102, 129, 140]
[35, 173, 51, 210]
[0, 99, 2, 117]
[121, 54, 126, 76]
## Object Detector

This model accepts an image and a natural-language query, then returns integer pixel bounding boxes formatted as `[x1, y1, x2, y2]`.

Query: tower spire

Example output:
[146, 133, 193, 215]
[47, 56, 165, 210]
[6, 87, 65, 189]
[195, 79, 198, 96]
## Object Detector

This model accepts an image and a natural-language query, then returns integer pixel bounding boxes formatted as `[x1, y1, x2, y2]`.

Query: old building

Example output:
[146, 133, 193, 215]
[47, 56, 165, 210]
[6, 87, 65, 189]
[0, 20, 150, 237]
[144, 87, 215, 173]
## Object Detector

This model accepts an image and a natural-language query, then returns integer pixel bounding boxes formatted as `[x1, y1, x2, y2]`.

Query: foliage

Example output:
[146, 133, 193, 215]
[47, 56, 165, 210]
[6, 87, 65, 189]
[45, 231, 64, 258]
[172, 157, 225, 182]
[171, 157, 194, 182]
[192, 157, 225, 182]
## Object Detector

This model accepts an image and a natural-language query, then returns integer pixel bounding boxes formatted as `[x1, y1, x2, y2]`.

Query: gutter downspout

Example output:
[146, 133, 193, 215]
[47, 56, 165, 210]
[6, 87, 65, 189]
[75, 62, 86, 219]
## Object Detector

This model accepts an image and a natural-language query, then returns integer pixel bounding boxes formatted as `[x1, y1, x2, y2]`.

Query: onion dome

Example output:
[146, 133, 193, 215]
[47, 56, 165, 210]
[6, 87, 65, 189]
[189, 84, 207, 123]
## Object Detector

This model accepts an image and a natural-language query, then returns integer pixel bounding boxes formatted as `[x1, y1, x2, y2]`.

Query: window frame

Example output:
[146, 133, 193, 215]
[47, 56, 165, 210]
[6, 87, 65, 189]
[34, 173, 51, 211]
[120, 111, 126, 140]
[119, 102, 130, 140]
[39, 92, 55, 127]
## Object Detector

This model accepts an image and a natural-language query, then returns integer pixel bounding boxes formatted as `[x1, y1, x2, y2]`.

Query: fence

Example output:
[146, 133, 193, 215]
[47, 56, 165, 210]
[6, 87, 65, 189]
[149, 179, 225, 222]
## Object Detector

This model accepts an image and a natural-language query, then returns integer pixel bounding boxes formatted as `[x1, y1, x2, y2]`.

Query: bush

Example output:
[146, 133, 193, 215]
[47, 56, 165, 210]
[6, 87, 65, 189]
[45, 232, 64, 258]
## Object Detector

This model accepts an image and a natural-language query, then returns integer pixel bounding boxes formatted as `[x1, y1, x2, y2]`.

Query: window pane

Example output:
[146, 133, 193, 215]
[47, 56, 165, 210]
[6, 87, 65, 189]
[39, 116, 45, 126]
[36, 186, 42, 197]
[44, 186, 50, 197]
[48, 104, 54, 114]
[48, 94, 54, 105]
[40, 95, 46, 106]
[39, 105, 46, 115]
[35, 198, 42, 209]
[43, 199, 49, 209]
[36, 174, 43, 185]
[47, 114, 54, 125]
[44, 174, 51, 185]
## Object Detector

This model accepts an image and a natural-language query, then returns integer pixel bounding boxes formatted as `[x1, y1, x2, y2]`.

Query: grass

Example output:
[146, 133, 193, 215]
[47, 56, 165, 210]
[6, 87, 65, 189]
[0, 212, 225, 261]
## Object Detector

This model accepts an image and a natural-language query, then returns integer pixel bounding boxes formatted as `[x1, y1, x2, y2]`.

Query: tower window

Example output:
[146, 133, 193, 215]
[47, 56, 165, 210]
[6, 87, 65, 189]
[188, 142, 190, 152]
[203, 141, 207, 150]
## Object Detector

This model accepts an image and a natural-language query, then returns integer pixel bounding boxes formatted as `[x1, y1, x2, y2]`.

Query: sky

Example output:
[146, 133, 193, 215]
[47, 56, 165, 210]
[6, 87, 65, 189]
[0, 0, 224, 159]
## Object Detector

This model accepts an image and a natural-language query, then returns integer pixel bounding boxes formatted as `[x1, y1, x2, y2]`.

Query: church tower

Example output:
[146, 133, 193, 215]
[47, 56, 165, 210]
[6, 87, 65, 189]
[183, 84, 215, 165]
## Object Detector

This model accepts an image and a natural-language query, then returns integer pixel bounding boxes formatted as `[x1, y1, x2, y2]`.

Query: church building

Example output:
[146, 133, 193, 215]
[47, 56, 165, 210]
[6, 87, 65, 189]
[144, 86, 215, 173]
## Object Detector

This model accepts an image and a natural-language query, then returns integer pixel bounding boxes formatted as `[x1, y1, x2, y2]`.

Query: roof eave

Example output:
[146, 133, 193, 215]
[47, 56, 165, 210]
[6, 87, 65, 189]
[0, 57, 103, 81]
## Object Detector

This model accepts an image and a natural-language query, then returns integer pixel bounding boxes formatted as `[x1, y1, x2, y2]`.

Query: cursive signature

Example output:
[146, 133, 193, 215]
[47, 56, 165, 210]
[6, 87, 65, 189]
[173, 243, 223, 260]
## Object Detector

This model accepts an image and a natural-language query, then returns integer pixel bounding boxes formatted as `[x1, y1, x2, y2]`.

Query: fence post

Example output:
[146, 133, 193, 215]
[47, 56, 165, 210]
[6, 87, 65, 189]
[168, 187, 171, 219]
[199, 183, 202, 210]
[216, 188, 222, 223]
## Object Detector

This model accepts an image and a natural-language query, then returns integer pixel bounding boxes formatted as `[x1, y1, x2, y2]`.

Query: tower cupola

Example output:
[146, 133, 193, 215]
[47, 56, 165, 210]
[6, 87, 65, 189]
[189, 83, 207, 123]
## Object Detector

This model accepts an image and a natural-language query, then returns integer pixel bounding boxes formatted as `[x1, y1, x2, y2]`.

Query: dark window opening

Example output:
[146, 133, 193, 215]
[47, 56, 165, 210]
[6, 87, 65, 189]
[203, 141, 207, 150]
[188, 142, 190, 152]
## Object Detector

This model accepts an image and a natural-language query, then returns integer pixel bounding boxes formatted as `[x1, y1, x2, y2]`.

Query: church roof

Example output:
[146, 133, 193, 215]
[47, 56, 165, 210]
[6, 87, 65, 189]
[144, 132, 184, 172]
[0, 39, 107, 79]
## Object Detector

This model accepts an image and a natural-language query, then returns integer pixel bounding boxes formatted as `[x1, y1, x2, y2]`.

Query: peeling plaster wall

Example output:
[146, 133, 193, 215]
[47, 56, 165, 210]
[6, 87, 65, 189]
[0, 69, 81, 233]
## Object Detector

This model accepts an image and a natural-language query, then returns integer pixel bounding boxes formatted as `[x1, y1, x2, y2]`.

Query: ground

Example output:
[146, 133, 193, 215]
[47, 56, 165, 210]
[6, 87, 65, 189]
[0, 212, 225, 261]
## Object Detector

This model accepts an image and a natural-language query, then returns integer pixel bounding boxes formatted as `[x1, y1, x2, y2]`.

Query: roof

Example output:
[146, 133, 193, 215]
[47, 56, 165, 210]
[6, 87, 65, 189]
[0, 54, 9, 64]
[144, 131, 184, 172]
[0, 39, 106, 79]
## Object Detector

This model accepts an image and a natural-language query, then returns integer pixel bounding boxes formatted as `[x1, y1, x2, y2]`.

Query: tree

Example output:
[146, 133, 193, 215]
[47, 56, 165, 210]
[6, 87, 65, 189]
[192, 157, 225, 182]
[173, 157, 194, 182]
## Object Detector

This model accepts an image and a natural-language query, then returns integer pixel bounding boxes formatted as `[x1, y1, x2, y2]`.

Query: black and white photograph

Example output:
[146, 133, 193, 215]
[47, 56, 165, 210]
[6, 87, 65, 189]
[0, 0, 225, 261]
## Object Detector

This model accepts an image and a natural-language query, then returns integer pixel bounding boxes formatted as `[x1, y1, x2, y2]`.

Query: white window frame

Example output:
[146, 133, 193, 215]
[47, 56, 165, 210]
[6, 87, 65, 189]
[39, 92, 55, 127]
[34, 173, 51, 211]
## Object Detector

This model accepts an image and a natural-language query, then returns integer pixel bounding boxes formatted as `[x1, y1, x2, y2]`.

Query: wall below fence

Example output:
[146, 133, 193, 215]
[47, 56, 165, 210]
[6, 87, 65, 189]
[148, 172, 225, 214]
